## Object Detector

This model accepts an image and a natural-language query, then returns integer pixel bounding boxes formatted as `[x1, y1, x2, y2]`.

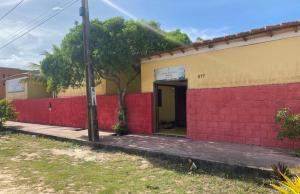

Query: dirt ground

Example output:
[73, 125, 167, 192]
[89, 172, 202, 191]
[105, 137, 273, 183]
[0, 132, 274, 194]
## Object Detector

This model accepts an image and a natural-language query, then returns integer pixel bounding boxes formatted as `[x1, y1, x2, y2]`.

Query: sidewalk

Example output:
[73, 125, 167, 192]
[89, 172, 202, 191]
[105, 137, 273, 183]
[5, 121, 300, 175]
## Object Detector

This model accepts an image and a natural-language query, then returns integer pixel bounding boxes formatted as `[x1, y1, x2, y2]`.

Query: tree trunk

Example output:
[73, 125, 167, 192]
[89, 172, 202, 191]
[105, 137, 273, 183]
[118, 88, 127, 127]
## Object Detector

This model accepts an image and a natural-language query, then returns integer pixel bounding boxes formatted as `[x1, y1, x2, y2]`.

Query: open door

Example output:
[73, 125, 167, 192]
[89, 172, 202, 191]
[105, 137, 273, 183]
[154, 80, 187, 136]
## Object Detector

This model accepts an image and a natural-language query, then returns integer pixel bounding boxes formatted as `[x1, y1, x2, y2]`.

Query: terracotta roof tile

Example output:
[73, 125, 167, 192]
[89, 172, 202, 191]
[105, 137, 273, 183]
[250, 27, 266, 33]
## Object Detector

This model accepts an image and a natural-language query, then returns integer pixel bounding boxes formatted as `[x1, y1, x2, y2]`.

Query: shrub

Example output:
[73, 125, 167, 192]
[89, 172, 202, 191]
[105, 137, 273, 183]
[271, 162, 293, 181]
[271, 174, 300, 194]
[0, 100, 17, 127]
[112, 108, 129, 136]
[275, 108, 300, 139]
[113, 123, 129, 136]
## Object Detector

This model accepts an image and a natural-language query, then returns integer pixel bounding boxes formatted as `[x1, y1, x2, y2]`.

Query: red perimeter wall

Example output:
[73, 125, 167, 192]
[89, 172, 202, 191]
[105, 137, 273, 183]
[13, 83, 300, 149]
[187, 83, 300, 149]
[13, 93, 153, 135]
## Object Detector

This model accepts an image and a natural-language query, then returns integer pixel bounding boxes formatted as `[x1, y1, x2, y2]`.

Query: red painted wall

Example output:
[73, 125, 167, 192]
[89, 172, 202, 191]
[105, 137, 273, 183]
[13, 83, 300, 149]
[13, 93, 153, 135]
[187, 83, 300, 149]
[97, 95, 118, 132]
[13, 99, 50, 125]
[50, 96, 87, 128]
[126, 93, 153, 135]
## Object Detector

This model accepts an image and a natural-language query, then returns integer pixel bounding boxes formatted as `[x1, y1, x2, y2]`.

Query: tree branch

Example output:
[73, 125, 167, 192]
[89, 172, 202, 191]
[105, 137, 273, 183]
[126, 70, 140, 88]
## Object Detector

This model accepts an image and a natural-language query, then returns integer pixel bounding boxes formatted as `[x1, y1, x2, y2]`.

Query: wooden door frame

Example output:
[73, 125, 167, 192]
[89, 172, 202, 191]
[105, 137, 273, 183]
[153, 82, 159, 133]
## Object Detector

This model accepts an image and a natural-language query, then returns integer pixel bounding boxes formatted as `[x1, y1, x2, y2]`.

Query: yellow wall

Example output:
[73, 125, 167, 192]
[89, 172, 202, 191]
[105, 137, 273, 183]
[58, 80, 107, 97]
[106, 74, 141, 95]
[141, 36, 300, 92]
[27, 81, 51, 99]
[158, 86, 175, 123]
[59, 74, 141, 97]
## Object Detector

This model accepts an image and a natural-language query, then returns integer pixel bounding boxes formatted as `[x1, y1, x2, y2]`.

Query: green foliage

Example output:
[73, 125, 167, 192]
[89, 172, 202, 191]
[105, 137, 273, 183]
[113, 122, 129, 136]
[165, 29, 191, 45]
[0, 100, 17, 127]
[41, 46, 84, 94]
[113, 104, 129, 135]
[41, 17, 191, 128]
[275, 108, 300, 139]
[41, 17, 191, 94]
[272, 162, 293, 181]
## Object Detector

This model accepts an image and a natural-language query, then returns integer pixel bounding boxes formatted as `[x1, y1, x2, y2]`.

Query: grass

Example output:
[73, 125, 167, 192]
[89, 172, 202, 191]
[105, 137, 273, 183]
[0, 131, 274, 193]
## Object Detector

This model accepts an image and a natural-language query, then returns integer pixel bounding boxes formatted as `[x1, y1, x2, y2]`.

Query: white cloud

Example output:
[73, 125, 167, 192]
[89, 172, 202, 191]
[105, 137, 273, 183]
[52, 6, 63, 11]
[0, 0, 80, 69]
[181, 26, 231, 41]
[0, 19, 64, 69]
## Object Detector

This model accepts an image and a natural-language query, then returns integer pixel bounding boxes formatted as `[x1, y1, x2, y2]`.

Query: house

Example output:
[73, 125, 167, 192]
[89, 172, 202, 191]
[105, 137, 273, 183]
[140, 20, 300, 147]
[11, 20, 300, 148]
[0, 67, 27, 99]
[5, 71, 51, 101]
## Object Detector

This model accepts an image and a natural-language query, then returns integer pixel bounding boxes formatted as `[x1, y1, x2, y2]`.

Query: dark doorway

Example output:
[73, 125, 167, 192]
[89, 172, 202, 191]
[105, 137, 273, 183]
[175, 86, 187, 128]
[154, 80, 187, 136]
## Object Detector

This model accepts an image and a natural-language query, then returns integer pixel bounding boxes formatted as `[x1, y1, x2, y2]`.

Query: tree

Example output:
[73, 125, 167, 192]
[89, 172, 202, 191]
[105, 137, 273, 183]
[196, 37, 203, 42]
[166, 29, 191, 44]
[41, 46, 84, 95]
[41, 17, 191, 133]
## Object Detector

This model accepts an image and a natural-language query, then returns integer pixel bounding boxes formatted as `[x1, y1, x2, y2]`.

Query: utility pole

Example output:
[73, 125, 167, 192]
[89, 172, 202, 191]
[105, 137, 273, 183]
[80, 0, 100, 142]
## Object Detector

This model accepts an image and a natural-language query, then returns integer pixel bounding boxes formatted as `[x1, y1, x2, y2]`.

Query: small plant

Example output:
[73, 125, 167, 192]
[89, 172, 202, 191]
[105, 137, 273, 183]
[271, 173, 300, 194]
[275, 108, 300, 139]
[0, 99, 17, 128]
[271, 162, 293, 181]
[113, 107, 129, 136]
[113, 123, 129, 136]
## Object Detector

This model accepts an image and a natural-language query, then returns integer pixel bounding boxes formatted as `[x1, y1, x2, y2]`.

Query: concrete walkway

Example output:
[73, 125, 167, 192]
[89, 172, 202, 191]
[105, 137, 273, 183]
[5, 121, 300, 175]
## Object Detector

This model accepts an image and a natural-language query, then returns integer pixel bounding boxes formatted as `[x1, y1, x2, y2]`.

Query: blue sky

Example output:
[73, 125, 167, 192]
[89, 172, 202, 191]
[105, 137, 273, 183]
[0, 0, 299, 69]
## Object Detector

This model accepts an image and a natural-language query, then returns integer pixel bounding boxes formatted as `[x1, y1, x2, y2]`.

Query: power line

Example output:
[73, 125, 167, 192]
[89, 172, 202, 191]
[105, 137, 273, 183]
[0, 0, 79, 51]
[0, 0, 25, 22]
[0, 0, 76, 47]
[0, 0, 77, 47]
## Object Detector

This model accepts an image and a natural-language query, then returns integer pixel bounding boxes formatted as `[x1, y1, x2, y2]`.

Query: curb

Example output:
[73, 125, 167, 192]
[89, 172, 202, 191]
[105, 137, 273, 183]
[4, 127, 273, 178]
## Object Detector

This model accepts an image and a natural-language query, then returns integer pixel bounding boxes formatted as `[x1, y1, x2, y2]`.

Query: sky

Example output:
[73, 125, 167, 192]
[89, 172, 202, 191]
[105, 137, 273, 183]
[0, 0, 300, 69]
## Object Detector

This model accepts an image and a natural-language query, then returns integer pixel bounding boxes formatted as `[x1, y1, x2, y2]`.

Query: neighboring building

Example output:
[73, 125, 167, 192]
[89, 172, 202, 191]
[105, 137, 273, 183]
[140, 21, 300, 146]
[5, 72, 51, 101]
[0, 67, 27, 99]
